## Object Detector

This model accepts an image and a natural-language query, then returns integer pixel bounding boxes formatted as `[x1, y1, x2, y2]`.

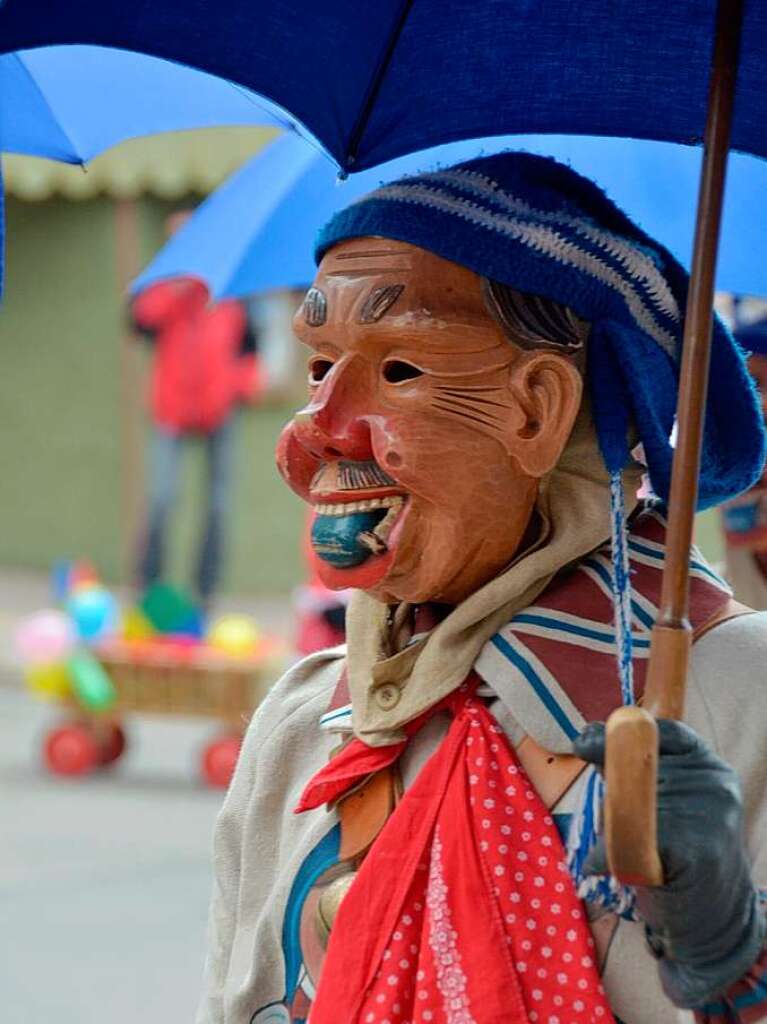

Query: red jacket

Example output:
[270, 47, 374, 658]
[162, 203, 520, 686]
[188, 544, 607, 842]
[131, 278, 262, 433]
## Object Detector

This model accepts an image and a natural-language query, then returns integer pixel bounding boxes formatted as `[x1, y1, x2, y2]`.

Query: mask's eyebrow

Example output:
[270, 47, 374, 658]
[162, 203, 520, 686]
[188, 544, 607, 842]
[304, 248, 412, 326]
[302, 287, 327, 327]
[359, 284, 405, 323]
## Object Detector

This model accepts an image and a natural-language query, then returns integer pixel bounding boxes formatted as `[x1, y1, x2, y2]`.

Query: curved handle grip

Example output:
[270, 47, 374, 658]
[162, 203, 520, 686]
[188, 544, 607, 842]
[604, 625, 691, 886]
[604, 706, 663, 886]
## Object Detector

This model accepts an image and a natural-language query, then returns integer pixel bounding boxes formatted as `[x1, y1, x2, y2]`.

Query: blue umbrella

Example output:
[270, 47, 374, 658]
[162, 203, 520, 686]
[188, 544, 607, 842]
[133, 134, 509, 297]
[0, 3, 765, 174]
[133, 132, 767, 301]
[0, 44, 307, 294]
[0, 44, 296, 162]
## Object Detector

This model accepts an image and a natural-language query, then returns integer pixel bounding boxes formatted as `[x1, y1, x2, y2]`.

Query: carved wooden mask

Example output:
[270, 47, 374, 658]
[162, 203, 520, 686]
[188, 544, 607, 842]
[276, 238, 583, 605]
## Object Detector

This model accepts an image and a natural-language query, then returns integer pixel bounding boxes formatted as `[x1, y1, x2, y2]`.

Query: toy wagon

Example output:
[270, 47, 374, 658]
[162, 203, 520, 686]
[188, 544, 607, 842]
[40, 638, 283, 787]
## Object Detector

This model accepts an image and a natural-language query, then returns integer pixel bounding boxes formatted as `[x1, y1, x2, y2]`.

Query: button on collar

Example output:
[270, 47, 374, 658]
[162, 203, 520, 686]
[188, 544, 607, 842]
[373, 682, 401, 711]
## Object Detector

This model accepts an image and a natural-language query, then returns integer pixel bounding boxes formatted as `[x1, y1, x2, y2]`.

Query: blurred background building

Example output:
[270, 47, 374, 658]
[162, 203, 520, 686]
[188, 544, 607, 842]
[0, 125, 307, 598]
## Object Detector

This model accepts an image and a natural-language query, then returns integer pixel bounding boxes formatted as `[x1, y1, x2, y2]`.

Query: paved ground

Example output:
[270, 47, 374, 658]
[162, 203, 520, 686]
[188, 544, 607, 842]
[0, 566, 294, 1024]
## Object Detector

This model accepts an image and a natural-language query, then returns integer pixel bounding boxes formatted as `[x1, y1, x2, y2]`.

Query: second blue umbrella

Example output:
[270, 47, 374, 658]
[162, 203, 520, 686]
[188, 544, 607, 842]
[133, 132, 767, 301]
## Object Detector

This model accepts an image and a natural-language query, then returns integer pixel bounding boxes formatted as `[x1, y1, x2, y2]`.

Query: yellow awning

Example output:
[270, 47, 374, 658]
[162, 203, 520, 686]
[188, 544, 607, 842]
[3, 126, 278, 201]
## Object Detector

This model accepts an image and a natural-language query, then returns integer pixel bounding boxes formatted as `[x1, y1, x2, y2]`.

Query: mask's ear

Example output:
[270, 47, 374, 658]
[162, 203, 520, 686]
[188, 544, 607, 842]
[506, 351, 583, 477]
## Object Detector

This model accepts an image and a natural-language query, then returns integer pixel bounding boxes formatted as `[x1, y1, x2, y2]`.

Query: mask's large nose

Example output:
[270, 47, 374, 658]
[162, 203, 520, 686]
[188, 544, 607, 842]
[291, 356, 374, 462]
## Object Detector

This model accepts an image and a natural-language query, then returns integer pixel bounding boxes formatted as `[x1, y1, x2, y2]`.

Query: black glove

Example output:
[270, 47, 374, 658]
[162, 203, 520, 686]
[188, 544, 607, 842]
[573, 719, 765, 1009]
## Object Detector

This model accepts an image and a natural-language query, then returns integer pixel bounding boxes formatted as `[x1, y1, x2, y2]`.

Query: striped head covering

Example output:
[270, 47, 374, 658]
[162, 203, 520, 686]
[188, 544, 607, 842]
[316, 151, 765, 510]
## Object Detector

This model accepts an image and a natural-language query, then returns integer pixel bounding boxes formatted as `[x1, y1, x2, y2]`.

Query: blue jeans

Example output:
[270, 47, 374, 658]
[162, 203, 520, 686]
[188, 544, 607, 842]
[137, 418, 236, 602]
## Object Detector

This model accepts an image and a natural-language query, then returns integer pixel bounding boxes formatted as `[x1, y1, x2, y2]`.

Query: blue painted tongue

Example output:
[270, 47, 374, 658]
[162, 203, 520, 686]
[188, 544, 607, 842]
[311, 509, 387, 567]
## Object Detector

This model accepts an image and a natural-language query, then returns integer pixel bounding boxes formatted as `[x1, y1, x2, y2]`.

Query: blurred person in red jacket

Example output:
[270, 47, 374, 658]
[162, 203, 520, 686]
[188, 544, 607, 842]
[131, 223, 263, 606]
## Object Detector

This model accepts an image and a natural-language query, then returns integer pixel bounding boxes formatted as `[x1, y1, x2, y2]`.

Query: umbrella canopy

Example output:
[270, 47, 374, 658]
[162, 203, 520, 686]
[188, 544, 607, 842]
[0, 44, 298, 295]
[133, 134, 514, 297]
[0, 3, 765, 173]
[0, 44, 294, 163]
[133, 132, 767, 301]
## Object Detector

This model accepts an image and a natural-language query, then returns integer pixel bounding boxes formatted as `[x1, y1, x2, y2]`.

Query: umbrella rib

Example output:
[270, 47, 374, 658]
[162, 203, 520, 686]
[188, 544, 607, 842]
[344, 0, 415, 171]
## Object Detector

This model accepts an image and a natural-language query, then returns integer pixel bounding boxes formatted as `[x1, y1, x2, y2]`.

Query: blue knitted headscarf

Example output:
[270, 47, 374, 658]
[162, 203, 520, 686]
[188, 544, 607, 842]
[316, 151, 765, 512]
[315, 151, 765, 916]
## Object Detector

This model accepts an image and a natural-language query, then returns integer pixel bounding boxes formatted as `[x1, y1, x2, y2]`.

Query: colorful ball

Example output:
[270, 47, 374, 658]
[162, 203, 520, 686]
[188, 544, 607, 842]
[51, 560, 74, 603]
[207, 615, 261, 657]
[14, 610, 76, 666]
[121, 606, 156, 643]
[70, 560, 99, 590]
[67, 587, 118, 642]
[140, 583, 199, 634]
[67, 652, 116, 711]
[24, 662, 72, 700]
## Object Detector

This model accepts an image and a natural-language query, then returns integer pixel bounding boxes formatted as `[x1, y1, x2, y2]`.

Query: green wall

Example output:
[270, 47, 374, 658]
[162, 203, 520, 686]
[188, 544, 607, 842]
[0, 196, 304, 594]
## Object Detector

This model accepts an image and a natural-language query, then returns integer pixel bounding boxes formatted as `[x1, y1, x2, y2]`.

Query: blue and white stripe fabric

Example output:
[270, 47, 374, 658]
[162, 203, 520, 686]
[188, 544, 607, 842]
[319, 703, 353, 734]
[474, 506, 731, 753]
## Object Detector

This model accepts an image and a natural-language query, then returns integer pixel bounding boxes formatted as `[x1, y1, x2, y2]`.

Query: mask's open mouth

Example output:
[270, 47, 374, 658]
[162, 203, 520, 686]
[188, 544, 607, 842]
[311, 495, 405, 567]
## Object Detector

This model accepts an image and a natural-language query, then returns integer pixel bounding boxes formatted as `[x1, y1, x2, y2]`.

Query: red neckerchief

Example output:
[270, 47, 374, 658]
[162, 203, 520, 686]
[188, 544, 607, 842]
[296, 680, 615, 1024]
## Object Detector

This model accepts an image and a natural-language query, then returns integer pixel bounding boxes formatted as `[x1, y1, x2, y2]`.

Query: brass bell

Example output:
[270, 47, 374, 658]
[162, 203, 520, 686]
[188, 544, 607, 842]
[315, 871, 357, 946]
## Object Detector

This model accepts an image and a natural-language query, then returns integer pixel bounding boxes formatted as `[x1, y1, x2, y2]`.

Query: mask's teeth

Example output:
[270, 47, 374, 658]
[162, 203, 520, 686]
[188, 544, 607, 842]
[357, 530, 387, 555]
[313, 495, 404, 517]
[371, 498, 403, 543]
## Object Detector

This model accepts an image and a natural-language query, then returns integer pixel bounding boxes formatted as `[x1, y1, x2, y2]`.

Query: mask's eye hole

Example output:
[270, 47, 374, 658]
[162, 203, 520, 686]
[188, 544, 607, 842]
[382, 359, 424, 384]
[308, 357, 334, 385]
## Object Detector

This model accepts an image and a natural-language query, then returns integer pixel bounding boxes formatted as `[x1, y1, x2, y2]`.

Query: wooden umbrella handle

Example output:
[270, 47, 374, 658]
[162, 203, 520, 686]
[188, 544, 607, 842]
[605, 626, 690, 887]
[604, 0, 743, 888]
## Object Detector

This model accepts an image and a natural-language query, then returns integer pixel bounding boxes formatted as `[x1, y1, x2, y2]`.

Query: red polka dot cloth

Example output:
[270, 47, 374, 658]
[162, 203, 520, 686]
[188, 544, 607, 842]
[296, 682, 614, 1024]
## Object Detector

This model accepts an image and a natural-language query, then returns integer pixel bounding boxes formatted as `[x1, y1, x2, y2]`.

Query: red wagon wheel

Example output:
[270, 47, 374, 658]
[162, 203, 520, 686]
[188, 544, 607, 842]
[44, 724, 100, 777]
[97, 722, 127, 766]
[201, 735, 242, 789]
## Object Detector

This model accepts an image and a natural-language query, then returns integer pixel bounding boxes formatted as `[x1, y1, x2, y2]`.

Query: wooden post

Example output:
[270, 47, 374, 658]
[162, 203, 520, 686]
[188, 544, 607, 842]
[604, 0, 745, 886]
[114, 198, 144, 586]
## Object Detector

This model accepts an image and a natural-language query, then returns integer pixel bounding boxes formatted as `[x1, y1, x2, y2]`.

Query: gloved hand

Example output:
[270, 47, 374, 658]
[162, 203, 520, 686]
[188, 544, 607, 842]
[573, 719, 765, 1009]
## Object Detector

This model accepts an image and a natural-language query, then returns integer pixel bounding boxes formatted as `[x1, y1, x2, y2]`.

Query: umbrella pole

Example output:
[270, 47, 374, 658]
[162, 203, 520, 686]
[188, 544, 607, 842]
[604, 0, 744, 886]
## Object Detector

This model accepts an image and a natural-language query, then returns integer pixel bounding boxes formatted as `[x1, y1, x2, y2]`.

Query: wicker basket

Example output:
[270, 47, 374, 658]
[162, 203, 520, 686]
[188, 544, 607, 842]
[96, 643, 281, 728]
